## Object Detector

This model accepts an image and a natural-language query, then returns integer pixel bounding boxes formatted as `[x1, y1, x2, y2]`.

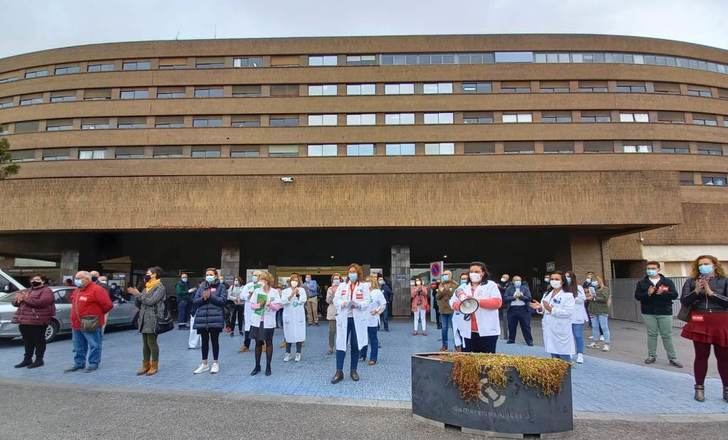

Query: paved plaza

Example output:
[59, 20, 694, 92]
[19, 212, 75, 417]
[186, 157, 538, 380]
[0, 318, 726, 416]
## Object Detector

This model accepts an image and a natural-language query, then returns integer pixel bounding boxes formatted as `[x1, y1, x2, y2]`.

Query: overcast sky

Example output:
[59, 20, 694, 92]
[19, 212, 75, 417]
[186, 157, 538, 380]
[2, 0, 727, 58]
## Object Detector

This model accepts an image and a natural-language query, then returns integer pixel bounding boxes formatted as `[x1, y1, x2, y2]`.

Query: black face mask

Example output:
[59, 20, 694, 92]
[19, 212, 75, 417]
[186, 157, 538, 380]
[31, 281, 42, 287]
[91, 276, 99, 282]
[143, 275, 152, 282]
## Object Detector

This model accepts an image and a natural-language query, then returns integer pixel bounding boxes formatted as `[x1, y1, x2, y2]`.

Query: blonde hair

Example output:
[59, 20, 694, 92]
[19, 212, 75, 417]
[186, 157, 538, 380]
[257, 271, 274, 286]
[368, 274, 379, 287]
[289, 273, 301, 288]
[331, 273, 341, 282]
[690, 255, 725, 279]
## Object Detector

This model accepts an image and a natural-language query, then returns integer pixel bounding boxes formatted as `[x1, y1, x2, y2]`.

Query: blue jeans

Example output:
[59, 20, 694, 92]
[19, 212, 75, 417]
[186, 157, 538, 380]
[572, 323, 585, 355]
[590, 314, 611, 343]
[380, 306, 389, 330]
[177, 298, 191, 325]
[72, 328, 103, 368]
[440, 314, 453, 349]
[335, 317, 359, 371]
[360, 326, 379, 362]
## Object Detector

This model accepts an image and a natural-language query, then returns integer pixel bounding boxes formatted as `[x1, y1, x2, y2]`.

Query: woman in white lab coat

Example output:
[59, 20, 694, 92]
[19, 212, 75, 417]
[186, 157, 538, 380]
[449, 261, 503, 353]
[452, 273, 469, 352]
[281, 273, 307, 362]
[360, 274, 387, 365]
[530, 271, 575, 361]
[238, 270, 261, 353]
[331, 263, 371, 384]
[248, 271, 282, 376]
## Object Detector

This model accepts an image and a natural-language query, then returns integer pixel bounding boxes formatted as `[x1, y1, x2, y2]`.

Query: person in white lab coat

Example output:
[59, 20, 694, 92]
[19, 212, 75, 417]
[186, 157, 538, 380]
[248, 271, 282, 376]
[449, 261, 502, 353]
[239, 270, 261, 353]
[281, 273, 307, 362]
[452, 274, 469, 352]
[565, 270, 588, 364]
[360, 274, 387, 365]
[331, 263, 371, 384]
[530, 271, 575, 361]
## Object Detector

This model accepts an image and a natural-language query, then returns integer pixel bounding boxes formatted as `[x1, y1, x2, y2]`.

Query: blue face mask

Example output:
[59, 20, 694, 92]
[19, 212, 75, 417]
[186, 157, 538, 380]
[348, 273, 358, 282]
[442, 275, 450, 282]
[205, 275, 216, 283]
[74, 278, 83, 288]
[252, 275, 258, 283]
[699, 264, 714, 275]
[460, 279, 468, 285]
[646, 269, 658, 277]
[513, 281, 522, 287]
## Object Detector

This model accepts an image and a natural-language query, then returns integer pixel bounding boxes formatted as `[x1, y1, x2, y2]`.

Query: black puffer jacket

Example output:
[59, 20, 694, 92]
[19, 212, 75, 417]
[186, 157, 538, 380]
[680, 277, 728, 312]
[192, 282, 227, 329]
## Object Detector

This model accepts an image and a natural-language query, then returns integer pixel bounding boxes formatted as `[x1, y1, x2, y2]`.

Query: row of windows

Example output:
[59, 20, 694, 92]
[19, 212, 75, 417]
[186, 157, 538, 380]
[3, 48, 728, 84]
[10, 140, 727, 162]
[4, 80, 728, 107]
[4, 110, 728, 135]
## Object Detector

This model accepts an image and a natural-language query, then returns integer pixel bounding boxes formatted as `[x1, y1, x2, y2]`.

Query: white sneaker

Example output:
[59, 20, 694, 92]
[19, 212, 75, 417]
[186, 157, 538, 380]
[294, 353, 301, 362]
[602, 344, 610, 352]
[599, 336, 605, 341]
[576, 353, 584, 364]
[193, 363, 210, 374]
[210, 362, 219, 374]
[588, 335, 594, 340]
[283, 353, 291, 362]
[587, 342, 598, 349]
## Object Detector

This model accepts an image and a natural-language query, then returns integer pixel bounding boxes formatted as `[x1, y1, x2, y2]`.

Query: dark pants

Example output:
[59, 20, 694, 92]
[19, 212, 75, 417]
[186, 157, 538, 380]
[177, 298, 191, 326]
[252, 326, 274, 370]
[507, 306, 533, 345]
[230, 304, 244, 333]
[432, 295, 441, 327]
[464, 332, 498, 353]
[19, 324, 46, 361]
[380, 304, 390, 330]
[243, 330, 251, 349]
[336, 317, 359, 371]
[276, 309, 283, 328]
[198, 329, 221, 361]
[360, 326, 379, 362]
[440, 313, 453, 349]
[693, 341, 728, 386]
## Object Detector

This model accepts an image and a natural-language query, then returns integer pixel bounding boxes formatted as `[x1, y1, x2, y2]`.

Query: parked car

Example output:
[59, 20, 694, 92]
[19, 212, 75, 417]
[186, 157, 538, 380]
[0, 269, 24, 294]
[0, 286, 138, 343]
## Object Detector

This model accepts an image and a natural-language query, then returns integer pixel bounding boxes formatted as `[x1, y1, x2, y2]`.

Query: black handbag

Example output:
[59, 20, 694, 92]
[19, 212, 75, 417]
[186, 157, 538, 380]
[154, 303, 174, 335]
[676, 303, 692, 322]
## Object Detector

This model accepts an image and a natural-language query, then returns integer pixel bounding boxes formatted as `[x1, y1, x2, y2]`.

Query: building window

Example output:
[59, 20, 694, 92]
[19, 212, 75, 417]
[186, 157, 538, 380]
[384, 83, 414, 95]
[87, 63, 115, 72]
[346, 114, 376, 126]
[155, 117, 184, 128]
[424, 143, 455, 155]
[308, 144, 338, 157]
[619, 112, 650, 123]
[583, 141, 614, 153]
[84, 89, 112, 101]
[500, 81, 531, 93]
[687, 86, 712, 97]
[81, 118, 110, 130]
[195, 58, 225, 69]
[540, 81, 570, 93]
[423, 83, 453, 94]
[385, 113, 415, 125]
[42, 149, 70, 161]
[463, 112, 494, 124]
[158, 58, 187, 69]
[230, 146, 260, 157]
[54, 65, 80, 75]
[541, 112, 572, 123]
[535, 53, 572, 63]
[504, 142, 535, 154]
[543, 141, 575, 154]
[79, 149, 108, 160]
[153, 146, 184, 158]
[462, 82, 492, 93]
[270, 116, 299, 127]
[268, 145, 300, 157]
[653, 82, 681, 94]
[270, 84, 299, 97]
[502, 113, 532, 123]
[308, 114, 337, 126]
[20, 95, 43, 105]
[24, 69, 48, 79]
[623, 143, 653, 153]
[120, 89, 149, 100]
[656, 111, 685, 124]
[679, 172, 695, 186]
[115, 147, 145, 159]
[346, 55, 377, 65]
[385, 143, 416, 156]
[194, 87, 224, 98]
[0, 75, 19, 84]
[346, 144, 375, 156]
[0, 124, 8, 135]
[234, 57, 263, 68]
[50, 91, 77, 103]
[577, 81, 608, 92]
[122, 60, 150, 71]
[192, 117, 223, 128]
[10, 150, 36, 162]
[580, 112, 611, 123]
[308, 55, 337, 66]
[346, 84, 375, 95]
[117, 118, 147, 129]
[191, 148, 222, 158]
[692, 114, 718, 126]
[308, 84, 338, 96]
[423, 112, 454, 124]
[231, 116, 260, 128]
[464, 142, 495, 154]
[13, 121, 40, 133]
[46, 120, 73, 131]
[232, 85, 262, 97]
[494, 52, 534, 63]
[702, 174, 727, 186]
[697, 143, 724, 156]
[615, 82, 647, 93]
[0, 98, 14, 108]
[157, 87, 186, 99]
[660, 142, 690, 154]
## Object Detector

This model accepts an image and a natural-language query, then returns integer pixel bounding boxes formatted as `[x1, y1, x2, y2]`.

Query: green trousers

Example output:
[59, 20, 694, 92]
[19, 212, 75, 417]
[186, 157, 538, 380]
[643, 314, 677, 360]
[142, 333, 160, 362]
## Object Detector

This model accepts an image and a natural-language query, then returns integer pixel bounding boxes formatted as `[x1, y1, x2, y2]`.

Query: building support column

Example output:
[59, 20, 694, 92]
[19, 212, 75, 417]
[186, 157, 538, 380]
[220, 247, 240, 284]
[391, 245, 411, 317]
[569, 233, 611, 282]
[60, 249, 79, 282]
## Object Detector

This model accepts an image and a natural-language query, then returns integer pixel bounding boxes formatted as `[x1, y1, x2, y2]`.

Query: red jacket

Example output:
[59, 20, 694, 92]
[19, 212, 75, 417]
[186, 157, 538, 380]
[70, 283, 114, 329]
[12, 286, 55, 326]
[411, 286, 430, 312]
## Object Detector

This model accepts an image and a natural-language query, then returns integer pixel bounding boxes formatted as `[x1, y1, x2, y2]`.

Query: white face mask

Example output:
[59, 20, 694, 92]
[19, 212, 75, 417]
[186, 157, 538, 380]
[500, 277, 508, 283]
[291, 281, 299, 288]
[550, 280, 562, 289]
[333, 279, 340, 285]
[469, 272, 482, 283]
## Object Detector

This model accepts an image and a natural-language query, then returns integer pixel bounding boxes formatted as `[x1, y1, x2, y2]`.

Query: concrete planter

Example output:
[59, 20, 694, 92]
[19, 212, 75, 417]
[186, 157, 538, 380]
[411, 353, 573, 437]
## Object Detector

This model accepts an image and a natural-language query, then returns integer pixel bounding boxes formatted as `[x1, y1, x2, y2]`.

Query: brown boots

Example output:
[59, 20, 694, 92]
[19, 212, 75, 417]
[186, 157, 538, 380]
[136, 360, 158, 376]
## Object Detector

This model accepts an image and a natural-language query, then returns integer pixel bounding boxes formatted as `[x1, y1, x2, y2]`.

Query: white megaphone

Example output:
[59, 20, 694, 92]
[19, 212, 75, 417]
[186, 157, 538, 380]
[460, 297, 480, 318]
